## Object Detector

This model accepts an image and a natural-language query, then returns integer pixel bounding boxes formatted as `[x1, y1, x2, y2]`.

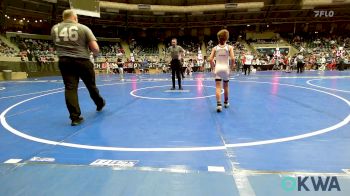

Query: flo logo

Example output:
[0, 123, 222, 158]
[281, 176, 341, 192]
[314, 10, 334, 17]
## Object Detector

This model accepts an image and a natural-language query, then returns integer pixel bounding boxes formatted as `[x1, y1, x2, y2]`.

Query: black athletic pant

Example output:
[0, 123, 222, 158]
[171, 59, 182, 88]
[338, 61, 344, 71]
[243, 64, 250, 75]
[297, 62, 304, 73]
[59, 57, 104, 120]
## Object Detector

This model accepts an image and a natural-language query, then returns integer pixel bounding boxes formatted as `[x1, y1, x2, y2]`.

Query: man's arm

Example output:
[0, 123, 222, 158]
[166, 47, 172, 65]
[180, 46, 186, 56]
[85, 26, 100, 56]
[50, 26, 55, 43]
[89, 41, 99, 56]
[50, 25, 58, 50]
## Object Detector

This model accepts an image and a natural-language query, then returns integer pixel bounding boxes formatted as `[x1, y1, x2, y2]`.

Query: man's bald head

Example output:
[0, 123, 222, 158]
[62, 9, 78, 22]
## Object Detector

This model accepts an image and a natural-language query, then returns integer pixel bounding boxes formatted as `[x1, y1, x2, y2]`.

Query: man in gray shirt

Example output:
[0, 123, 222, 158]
[51, 9, 105, 126]
[168, 38, 185, 90]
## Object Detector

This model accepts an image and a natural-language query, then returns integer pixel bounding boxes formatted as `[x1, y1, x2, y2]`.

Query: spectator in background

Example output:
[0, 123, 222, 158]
[203, 56, 211, 72]
[243, 51, 254, 75]
[235, 54, 242, 73]
[27, 49, 33, 61]
[104, 57, 111, 74]
[34, 52, 42, 72]
[185, 59, 193, 76]
[20, 53, 29, 73]
[319, 55, 326, 71]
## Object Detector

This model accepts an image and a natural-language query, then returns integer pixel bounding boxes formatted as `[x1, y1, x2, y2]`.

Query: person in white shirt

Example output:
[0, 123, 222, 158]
[285, 56, 292, 73]
[319, 55, 326, 71]
[104, 57, 111, 74]
[209, 29, 235, 112]
[117, 57, 124, 80]
[273, 48, 281, 59]
[244, 52, 254, 75]
[255, 57, 261, 66]
[185, 59, 193, 76]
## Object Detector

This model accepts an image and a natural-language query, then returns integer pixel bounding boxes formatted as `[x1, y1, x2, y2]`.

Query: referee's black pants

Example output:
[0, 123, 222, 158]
[297, 62, 304, 73]
[171, 59, 182, 88]
[59, 57, 104, 120]
[243, 64, 250, 75]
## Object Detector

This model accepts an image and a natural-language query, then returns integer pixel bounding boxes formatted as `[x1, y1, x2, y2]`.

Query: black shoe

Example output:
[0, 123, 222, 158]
[170, 87, 175, 90]
[71, 117, 84, 126]
[96, 99, 106, 112]
[179, 87, 183, 90]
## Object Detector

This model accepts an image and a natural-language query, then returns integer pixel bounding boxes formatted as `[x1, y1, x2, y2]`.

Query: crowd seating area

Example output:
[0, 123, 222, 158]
[286, 35, 349, 69]
[130, 39, 158, 56]
[206, 39, 247, 54]
[245, 34, 350, 71]
[0, 40, 17, 57]
[18, 39, 54, 53]
[1, 33, 349, 74]
[99, 41, 125, 57]
[247, 39, 279, 44]
[180, 39, 201, 55]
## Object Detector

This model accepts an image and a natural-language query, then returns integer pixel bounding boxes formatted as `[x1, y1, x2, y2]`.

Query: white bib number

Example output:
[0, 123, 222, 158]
[54, 26, 79, 42]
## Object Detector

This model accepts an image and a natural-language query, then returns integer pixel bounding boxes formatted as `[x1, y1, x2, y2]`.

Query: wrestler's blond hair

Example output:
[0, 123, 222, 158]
[217, 29, 229, 41]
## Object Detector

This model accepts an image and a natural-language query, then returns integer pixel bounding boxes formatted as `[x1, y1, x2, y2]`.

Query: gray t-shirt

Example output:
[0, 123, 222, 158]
[168, 45, 185, 60]
[51, 20, 96, 59]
